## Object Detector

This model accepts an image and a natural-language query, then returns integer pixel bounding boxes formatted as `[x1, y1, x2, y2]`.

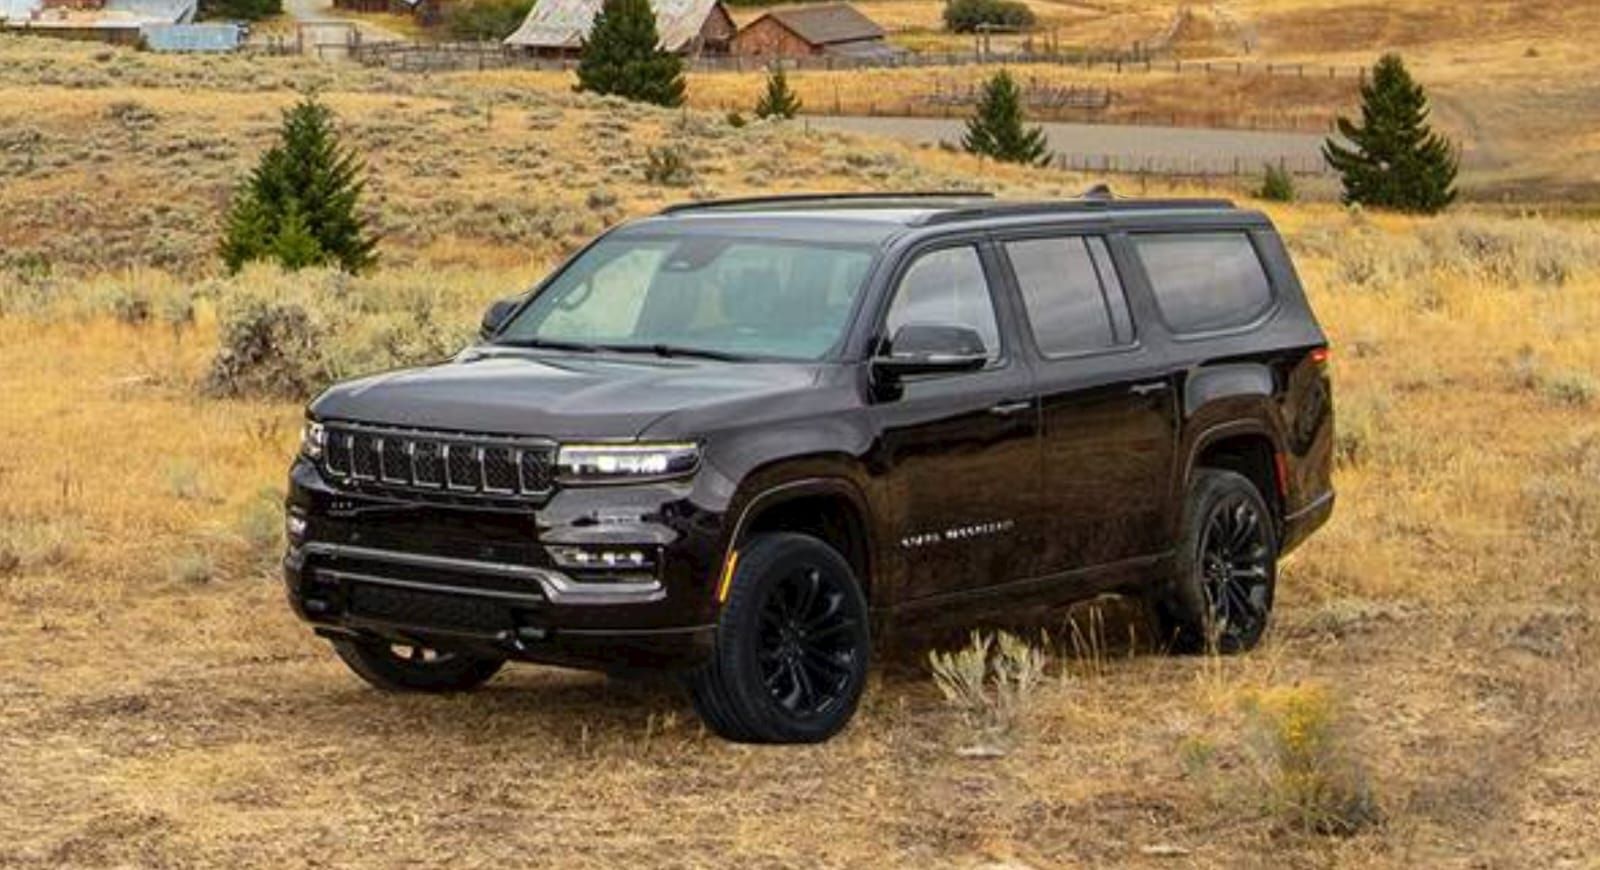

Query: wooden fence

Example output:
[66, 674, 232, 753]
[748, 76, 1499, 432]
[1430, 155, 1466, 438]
[349, 40, 1368, 82]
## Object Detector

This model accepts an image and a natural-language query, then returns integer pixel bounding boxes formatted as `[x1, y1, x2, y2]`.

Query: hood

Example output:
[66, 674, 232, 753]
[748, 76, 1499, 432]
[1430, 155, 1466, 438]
[309, 348, 826, 440]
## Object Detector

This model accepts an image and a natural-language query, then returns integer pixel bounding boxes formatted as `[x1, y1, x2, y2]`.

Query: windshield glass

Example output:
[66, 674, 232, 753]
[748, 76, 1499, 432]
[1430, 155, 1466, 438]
[496, 234, 878, 360]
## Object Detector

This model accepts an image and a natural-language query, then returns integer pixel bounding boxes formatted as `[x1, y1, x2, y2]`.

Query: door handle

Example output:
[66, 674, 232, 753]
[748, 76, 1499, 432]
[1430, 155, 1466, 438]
[1129, 381, 1170, 396]
[989, 399, 1033, 417]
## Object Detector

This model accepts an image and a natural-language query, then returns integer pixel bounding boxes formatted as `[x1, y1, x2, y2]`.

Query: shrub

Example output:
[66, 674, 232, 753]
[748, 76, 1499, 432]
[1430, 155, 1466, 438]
[1256, 162, 1296, 202]
[644, 145, 694, 186]
[1324, 53, 1458, 214]
[1334, 392, 1388, 468]
[963, 69, 1049, 166]
[1541, 371, 1597, 408]
[928, 630, 1046, 751]
[203, 296, 328, 400]
[198, 0, 281, 20]
[753, 64, 801, 120]
[944, 0, 1035, 33]
[0, 521, 78, 577]
[1240, 684, 1382, 835]
[445, 0, 535, 40]
[238, 488, 284, 553]
[168, 550, 214, 585]
[575, 0, 686, 107]
[220, 94, 378, 275]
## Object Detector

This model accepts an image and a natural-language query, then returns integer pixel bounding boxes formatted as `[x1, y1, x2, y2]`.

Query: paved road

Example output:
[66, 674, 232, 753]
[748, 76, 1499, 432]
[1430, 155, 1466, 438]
[804, 115, 1332, 175]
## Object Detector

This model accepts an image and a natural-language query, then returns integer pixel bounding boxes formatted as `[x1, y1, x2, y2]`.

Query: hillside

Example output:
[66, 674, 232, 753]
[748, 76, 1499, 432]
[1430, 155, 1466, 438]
[1, 30, 1599, 868]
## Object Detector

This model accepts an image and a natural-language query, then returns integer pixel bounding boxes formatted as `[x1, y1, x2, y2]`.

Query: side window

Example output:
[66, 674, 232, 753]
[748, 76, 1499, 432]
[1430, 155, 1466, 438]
[1133, 232, 1274, 334]
[885, 245, 1002, 361]
[1005, 235, 1132, 356]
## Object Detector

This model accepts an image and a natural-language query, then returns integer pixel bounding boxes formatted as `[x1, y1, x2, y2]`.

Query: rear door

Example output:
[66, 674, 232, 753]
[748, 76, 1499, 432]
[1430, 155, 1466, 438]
[997, 231, 1178, 576]
[868, 241, 1042, 602]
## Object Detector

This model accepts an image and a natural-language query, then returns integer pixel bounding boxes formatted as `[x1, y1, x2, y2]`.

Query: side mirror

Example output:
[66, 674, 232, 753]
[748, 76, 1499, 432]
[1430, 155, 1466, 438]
[479, 297, 520, 339]
[873, 324, 989, 378]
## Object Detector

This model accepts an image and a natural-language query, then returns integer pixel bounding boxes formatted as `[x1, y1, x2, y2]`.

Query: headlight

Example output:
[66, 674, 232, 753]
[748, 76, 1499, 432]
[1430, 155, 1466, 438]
[301, 420, 326, 460]
[556, 442, 699, 484]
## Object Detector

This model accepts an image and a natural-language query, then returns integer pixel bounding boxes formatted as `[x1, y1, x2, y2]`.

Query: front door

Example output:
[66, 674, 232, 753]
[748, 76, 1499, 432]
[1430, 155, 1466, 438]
[869, 242, 1041, 603]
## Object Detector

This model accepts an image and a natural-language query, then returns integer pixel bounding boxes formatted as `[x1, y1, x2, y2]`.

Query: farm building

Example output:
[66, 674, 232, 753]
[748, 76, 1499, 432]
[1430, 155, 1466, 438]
[0, 0, 195, 43]
[504, 0, 735, 56]
[140, 21, 245, 51]
[730, 3, 892, 61]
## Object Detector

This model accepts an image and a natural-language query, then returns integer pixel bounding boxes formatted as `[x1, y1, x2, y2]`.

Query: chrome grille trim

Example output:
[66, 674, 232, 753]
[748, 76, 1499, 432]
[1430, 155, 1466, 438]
[317, 422, 556, 503]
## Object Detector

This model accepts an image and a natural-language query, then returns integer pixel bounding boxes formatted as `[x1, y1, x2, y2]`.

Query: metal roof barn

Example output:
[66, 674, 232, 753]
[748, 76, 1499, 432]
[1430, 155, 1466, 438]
[505, 0, 733, 54]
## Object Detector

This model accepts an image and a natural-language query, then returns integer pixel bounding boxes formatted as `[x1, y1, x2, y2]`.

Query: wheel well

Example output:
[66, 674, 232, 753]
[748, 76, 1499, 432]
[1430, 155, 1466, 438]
[1196, 434, 1282, 521]
[742, 494, 872, 599]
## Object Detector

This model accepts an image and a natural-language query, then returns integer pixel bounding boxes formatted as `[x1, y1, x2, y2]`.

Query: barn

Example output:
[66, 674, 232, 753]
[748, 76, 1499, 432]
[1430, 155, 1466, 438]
[731, 3, 893, 61]
[504, 0, 735, 57]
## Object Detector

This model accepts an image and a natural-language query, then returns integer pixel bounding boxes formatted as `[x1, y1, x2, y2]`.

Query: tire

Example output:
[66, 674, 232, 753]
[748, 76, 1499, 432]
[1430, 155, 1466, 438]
[331, 637, 505, 693]
[687, 532, 871, 744]
[1150, 468, 1279, 655]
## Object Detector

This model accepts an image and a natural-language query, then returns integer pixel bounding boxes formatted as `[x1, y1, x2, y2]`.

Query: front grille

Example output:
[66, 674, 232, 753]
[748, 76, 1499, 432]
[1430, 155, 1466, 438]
[322, 422, 556, 505]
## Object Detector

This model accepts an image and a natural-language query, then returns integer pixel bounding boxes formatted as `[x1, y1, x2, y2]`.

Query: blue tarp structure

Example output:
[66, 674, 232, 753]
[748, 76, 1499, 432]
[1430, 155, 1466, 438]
[141, 21, 243, 52]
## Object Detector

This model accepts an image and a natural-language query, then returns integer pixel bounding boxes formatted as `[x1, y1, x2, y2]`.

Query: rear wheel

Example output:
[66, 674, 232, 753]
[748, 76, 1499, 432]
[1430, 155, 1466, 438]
[688, 532, 870, 743]
[331, 637, 505, 693]
[1151, 469, 1278, 654]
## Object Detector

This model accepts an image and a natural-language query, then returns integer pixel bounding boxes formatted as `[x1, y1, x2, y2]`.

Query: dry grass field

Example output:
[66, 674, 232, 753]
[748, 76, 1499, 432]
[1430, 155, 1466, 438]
[2, 14, 1600, 867]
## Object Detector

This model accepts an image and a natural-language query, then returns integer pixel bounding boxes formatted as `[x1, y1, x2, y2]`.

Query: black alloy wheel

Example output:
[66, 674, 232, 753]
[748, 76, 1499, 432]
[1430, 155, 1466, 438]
[1197, 491, 1274, 651]
[1152, 468, 1279, 655]
[689, 532, 870, 743]
[757, 563, 862, 720]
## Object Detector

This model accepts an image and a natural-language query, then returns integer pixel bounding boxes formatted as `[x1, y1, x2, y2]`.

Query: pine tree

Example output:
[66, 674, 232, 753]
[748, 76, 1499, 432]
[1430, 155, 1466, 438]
[1323, 53, 1458, 214]
[962, 70, 1049, 166]
[754, 64, 801, 120]
[220, 94, 378, 274]
[575, 0, 686, 108]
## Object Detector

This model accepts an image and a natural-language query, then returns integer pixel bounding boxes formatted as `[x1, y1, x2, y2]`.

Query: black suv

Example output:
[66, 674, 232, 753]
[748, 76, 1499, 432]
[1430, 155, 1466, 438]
[284, 190, 1334, 743]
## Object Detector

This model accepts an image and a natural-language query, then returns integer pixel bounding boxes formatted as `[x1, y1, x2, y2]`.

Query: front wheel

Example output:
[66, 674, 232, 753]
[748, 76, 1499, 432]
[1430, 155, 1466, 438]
[1151, 469, 1279, 654]
[331, 637, 505, 693]
[688, 532, 871, 744]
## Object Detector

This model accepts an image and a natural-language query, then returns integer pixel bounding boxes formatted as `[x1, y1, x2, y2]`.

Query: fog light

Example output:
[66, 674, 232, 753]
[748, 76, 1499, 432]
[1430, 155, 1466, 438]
[286, 514, 307, 541]
[546, 545, 654, 572]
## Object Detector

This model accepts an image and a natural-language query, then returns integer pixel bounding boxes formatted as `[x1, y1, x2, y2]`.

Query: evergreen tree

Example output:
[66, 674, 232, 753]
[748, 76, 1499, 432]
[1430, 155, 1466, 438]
[1256, 161, 1296, 202]
[575, 0, 685, 108]
[754, 63, 802, 119]
[220, 94, 378, 274]
[1323, 53, 1458, 214]
[962, 69, 1049, 166]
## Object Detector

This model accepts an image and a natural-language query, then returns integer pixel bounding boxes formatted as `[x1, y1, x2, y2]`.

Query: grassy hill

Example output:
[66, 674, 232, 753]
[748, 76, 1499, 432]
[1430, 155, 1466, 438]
[2, 30, 1599, 868]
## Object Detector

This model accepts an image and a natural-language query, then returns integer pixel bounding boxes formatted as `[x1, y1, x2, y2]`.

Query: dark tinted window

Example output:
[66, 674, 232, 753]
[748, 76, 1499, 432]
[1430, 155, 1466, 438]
[1134, 232, 1273, 333]
[1006, 236, 1132, 356]
[886, 245, 1002, 361]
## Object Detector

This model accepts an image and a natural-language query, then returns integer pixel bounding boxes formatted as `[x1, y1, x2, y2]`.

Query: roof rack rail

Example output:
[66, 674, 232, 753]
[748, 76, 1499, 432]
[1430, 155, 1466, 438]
[658, 191, 994, 215]
[918, 182, 1235, 225]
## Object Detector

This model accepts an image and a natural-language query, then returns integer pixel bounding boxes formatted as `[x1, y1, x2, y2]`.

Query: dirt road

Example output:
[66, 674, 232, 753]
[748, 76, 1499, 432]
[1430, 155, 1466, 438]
[805, 114, 1333, 175]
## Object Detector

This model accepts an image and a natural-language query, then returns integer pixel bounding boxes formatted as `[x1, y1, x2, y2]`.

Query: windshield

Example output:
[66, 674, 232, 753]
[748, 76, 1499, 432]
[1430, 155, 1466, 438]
[496, 234, 878, 361]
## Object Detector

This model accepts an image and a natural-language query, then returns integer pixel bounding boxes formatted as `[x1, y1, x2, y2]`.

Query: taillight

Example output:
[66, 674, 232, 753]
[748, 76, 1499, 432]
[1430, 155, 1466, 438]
[1309, 346, 1331, 365]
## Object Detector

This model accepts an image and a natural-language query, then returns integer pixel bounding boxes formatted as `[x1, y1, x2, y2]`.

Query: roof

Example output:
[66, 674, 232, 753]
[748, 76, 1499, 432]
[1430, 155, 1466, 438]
[754, 3, 883, 46]
[505, 0, 725, 51]
[141, 21, 243, 51]
[650, 191, 1250, 232]
[2, 0, 194, 28]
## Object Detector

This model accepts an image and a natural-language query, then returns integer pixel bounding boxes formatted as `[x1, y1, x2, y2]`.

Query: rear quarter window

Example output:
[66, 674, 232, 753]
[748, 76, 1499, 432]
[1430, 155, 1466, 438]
[1132, 232, 1274, 334]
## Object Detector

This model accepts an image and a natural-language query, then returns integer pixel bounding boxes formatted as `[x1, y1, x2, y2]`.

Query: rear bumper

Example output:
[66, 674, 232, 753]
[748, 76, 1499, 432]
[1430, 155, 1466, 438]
[1281, 489, 1334, 556]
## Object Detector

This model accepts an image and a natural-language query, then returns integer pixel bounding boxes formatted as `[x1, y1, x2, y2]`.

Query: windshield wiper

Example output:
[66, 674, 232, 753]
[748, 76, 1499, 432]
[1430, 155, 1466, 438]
[493, 337, 599, 353]
[598, 343, 754, 362]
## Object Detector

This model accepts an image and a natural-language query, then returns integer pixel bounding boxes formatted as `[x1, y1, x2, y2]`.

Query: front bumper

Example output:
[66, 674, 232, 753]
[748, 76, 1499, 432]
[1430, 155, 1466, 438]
[282, 457, 726, 671]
